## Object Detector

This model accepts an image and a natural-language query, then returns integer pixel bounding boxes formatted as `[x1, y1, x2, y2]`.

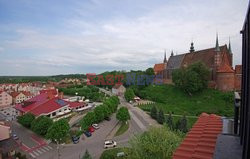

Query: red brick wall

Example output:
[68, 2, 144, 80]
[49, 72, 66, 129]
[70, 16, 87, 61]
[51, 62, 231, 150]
[216, 72, 235, 91]
[234, 74, 242, 91]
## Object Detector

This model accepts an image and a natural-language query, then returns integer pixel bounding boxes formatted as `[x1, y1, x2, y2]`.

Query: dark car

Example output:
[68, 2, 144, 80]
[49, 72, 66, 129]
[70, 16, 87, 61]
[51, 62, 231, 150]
[72, 136, 80, 144]
[104, 116, 111, 121]
[84, 131, 92, 137]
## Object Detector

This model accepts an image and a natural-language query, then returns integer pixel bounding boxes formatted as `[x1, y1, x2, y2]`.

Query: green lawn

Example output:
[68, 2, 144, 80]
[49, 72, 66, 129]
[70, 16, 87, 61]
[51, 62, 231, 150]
[138, 84, 234, 117]
[115, 122, 129, 137]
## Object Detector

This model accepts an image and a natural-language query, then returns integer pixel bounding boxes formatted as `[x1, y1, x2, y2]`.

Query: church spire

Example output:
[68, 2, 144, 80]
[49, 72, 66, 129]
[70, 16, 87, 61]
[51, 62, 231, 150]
[215, 33, 220, 52]
[163, 50, 167, 63]
[171, 50, 174, 56]
[189, 41, 195, 53]
[228, 37, 232, 54]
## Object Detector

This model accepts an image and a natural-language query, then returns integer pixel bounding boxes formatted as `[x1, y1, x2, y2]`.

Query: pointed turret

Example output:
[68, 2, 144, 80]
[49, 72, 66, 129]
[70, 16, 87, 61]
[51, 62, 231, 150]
[228, 37, 232, 54]
[215, 33, 220, 52]
[171, 50, 174, 56]
[163, 50, 167, 63]
[189, 42, 195, 53]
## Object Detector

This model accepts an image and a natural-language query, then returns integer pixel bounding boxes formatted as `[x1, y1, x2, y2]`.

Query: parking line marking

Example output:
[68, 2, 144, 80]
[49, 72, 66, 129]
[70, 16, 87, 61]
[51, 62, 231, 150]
[29, 152, 36, 158]
[43, 146, 50, 151]
[32, 151, 40, 156]
[36, 149, 43, 154]
[39, 147, 47, 153]
[47, 145, 53, 150]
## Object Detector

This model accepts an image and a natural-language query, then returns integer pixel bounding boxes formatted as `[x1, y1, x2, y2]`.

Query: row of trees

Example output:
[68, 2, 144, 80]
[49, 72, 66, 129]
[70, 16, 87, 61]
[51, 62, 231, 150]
[80, 96, 120, 131]
[17, 113, 70, 142]
[150, 106, 188, 133]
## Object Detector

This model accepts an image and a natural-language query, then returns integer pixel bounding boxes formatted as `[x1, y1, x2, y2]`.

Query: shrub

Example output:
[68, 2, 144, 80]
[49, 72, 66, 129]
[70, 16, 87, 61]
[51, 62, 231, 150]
[150, 106, 158, 119]
[157, 109, 165, 124]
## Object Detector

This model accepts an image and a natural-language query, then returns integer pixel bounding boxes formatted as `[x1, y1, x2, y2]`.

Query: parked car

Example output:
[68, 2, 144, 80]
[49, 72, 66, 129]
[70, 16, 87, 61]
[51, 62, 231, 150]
[104, 140, 117, 149]
[92, 124, 99, 129]
[88, 126, 95, 133]
[12, 134, 19, 140]
[84, 131, 92, 137]
[71, 135, 80, 144]
[104, 116, 111, 121]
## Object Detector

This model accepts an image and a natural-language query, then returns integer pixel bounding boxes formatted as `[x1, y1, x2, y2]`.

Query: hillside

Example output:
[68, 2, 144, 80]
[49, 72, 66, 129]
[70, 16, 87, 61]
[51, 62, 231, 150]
[136, 84, 234, 117]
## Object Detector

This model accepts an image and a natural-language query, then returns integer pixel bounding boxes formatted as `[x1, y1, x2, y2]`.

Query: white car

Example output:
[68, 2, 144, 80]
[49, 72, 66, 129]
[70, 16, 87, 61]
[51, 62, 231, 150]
[104, 140, 117, 148]
[92, 124, 99, 129]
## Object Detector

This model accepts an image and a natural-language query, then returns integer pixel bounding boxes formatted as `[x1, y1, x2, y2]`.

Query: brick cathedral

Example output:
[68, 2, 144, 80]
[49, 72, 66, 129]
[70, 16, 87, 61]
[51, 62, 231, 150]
[154, 35, 242, 91]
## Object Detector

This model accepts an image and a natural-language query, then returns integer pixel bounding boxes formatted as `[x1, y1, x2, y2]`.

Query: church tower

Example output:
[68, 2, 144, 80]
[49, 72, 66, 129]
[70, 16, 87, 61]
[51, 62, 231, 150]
[214, 34, 221, 68]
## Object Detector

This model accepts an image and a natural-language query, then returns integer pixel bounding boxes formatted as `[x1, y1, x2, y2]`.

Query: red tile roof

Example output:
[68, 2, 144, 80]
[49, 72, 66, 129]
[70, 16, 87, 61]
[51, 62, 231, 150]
[10, 92, 21, 98]
[154, 63, 166, 73]
[39, 89, 58, 96]
[69, 101, 85, 108]
[173, 113, 222, 159]
[15, 91, 80, 116]
[217, 63, 234, 73]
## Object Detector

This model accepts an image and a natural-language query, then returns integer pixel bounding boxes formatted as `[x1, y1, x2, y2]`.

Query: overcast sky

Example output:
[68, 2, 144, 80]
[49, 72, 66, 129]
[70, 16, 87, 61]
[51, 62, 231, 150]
[0, 0, 249, 76]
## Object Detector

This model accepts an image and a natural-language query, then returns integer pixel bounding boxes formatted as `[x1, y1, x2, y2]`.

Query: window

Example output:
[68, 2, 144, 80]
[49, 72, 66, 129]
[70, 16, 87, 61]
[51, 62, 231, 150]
[52, 112, 56, 116]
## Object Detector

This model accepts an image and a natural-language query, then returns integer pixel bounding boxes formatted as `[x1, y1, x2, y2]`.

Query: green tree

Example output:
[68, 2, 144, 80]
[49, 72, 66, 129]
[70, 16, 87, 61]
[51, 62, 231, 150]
[116, 107, 130, 123]
[102, 104, 111, 118]
[31, 116, 53, 136]
[172, 62, 209, 94]
[128, 127, 183, 159]
[166, 113, 174, 130]
[145, 68, 155, 76]
[46, 119, 70, 142]
[124, 88, 135, 102]
[94, 106, 105, 122]
[81, 112, 96, 131]
[175, 115, 188, 133]
[17, 113, 35, 128]
[82, 149, 92, 159]
[157, 109, 165, 124]
[150, 106, 158, 120]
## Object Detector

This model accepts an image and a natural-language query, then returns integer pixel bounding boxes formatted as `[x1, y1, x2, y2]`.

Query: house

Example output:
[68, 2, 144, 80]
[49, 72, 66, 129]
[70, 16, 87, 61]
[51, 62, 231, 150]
[0, 121, 11, 141]
[10, 91, 33, 104]
[154, 36, 242, 91]
[112, 84, 126, 96]
[154, 50, 168, 79]
[0, 91, 12, 108]
[15, 92, 86, 120]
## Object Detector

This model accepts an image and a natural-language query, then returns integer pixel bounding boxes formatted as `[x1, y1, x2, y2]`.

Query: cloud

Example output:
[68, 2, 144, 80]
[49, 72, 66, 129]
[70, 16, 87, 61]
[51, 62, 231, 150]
[0, 0, 248, 75]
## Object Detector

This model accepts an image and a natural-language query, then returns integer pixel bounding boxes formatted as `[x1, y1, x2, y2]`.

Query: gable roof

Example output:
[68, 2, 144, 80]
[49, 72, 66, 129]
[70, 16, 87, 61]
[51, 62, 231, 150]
[113, 84, 124, 89]
[154, 63, 166, 72]
[217, 63, 234, 73]
[167, 54, 185, 69]
[10, 92, 21, 98]
[173, 113, 222, 159]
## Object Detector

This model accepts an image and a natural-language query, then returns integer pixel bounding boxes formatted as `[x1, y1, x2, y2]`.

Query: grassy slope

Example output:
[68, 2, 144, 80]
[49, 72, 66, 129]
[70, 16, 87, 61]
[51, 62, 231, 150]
[115, 122, 129, 137]
[138, 84, 234, 117]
